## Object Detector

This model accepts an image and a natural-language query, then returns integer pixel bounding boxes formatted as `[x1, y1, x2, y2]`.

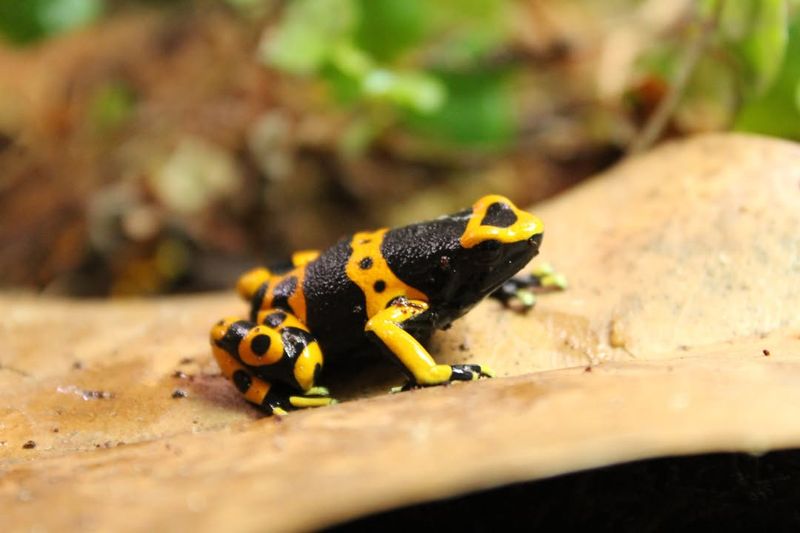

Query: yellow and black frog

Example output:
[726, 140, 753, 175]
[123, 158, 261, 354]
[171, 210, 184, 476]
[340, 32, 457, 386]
[210, 195, 547, 415]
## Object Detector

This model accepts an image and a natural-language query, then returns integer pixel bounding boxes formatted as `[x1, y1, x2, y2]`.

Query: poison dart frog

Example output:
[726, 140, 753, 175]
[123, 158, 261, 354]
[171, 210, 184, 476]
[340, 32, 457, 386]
[210, 195, 545, 415]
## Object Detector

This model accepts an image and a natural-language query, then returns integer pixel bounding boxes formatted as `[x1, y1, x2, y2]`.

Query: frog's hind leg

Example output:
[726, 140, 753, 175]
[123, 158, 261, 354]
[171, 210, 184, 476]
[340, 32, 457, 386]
[364, 298, 494, 389]
[210, 316, 334, 415]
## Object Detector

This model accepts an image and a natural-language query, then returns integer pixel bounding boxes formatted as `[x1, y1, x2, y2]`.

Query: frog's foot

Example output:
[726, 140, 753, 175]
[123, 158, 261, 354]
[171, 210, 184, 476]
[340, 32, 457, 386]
[367, 299, 496, 391]
[450, 363, 495, 380]
[490, 263, 568, 311]
[390, 364, 495, 393]
[267, 387, 337, 413]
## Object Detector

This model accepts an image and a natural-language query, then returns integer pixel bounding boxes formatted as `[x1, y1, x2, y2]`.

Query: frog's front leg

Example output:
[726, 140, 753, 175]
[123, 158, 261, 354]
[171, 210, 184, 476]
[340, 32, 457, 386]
[210, 312, 334, 415]
[490, 263, 568, 310]
[365, 298, 494, 388]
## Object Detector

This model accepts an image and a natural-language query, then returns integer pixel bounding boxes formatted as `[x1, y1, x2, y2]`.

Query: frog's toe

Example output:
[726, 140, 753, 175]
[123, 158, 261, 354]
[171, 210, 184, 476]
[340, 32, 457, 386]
[449, 364, 494, 381]
[513, 289, 537, 310]
[479, 365, 496, 378]
[531, 263, 569, 290]
[289, 395, 337, 409]
[391, 365, 494, 392]
[304, 386, 330, 397]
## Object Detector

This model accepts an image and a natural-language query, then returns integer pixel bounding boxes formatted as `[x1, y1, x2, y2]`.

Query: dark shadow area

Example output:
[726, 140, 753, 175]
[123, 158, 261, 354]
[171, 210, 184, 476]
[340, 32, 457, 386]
[329, 449, 800, 532]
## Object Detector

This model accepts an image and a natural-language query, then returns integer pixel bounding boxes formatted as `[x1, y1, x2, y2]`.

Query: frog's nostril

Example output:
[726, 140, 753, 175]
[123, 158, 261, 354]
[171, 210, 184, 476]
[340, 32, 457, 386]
[528, 234, 543, 248]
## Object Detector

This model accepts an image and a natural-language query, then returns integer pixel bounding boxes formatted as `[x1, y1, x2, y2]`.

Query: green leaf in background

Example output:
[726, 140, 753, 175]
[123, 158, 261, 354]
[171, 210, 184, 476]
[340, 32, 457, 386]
[734, 12, 800, 139]
[718, 0, 789, 96]
[0, 0, 103, 44]
[796, 76, 800, 110]
[744, 0, 789, 93]
[0, 1, 42, 43]
[352, 0, 508, 67]
[402, 70, 516, 149]
[260, 0, 358, 75]
[676, 55, 737, 133]
[362, 69, 444, 113]
[324, 42, 445, 113]
[635, 41, 682, 80]
[425, 0, 509, 68]
[321, 63, 363, 106]
[40, 0, 103, 35]
[354, 0, 428, 62]
[330, 41, 372, 78]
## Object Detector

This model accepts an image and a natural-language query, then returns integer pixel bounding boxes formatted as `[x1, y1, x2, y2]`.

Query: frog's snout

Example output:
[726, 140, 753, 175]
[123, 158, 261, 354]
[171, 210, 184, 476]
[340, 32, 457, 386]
[528, 233, 543, 249]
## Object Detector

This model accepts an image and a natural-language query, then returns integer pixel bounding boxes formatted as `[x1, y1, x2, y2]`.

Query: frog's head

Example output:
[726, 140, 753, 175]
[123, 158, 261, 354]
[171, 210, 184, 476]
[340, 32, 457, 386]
[383, 194, 543, 320]
[447, 194, 543, 303]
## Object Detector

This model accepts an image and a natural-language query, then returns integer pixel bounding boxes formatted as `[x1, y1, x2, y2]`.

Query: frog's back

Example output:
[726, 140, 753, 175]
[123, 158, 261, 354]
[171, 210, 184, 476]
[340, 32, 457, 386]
[302, 236, 369, 357]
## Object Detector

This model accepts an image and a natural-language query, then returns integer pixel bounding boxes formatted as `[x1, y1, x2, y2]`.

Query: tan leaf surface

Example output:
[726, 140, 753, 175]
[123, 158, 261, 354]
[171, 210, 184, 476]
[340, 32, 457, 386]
[2, 134, 800, 532]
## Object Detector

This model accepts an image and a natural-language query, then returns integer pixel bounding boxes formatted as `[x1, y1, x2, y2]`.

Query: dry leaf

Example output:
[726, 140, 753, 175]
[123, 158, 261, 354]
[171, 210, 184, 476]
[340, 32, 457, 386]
[2, 134, 800, 532]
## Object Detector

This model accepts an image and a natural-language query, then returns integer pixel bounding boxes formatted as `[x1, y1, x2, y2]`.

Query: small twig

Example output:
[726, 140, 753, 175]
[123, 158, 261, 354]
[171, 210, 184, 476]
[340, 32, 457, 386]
[628, 0, 725, 154]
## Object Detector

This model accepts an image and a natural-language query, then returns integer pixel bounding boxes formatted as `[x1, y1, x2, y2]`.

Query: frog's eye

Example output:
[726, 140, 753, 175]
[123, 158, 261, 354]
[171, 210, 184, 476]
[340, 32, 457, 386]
[474, 239, 502, 263]
[481, 202, 517, 228]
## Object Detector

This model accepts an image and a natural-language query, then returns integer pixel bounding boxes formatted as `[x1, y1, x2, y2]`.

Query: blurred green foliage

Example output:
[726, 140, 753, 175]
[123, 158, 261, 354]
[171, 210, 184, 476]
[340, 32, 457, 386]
[712, 0, 800, 138]
[2, 0, 800, 147]
[402, 70, 515, 147]
[734, 5, 800, 138]
[0, 0, 103, 44]
[656, 0, 800, 139]
[265, 0, 800, 148]
[262, 0, 515, 150]
[713, 0, 789, 95]
[88, 81, 137, 133]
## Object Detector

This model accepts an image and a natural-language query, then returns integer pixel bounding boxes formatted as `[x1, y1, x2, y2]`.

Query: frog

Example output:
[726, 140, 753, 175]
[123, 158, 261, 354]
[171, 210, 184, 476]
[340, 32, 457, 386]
[210, 194, 545, 415]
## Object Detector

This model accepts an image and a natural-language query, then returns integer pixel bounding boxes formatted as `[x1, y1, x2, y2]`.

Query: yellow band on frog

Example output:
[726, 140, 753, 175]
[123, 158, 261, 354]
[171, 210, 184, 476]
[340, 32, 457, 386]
[346, 229, 427, 318]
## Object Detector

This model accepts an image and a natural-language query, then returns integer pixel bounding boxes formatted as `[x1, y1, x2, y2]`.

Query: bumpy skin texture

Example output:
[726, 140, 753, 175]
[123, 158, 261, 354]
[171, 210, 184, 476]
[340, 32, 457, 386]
[210, 195, 544, 415]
